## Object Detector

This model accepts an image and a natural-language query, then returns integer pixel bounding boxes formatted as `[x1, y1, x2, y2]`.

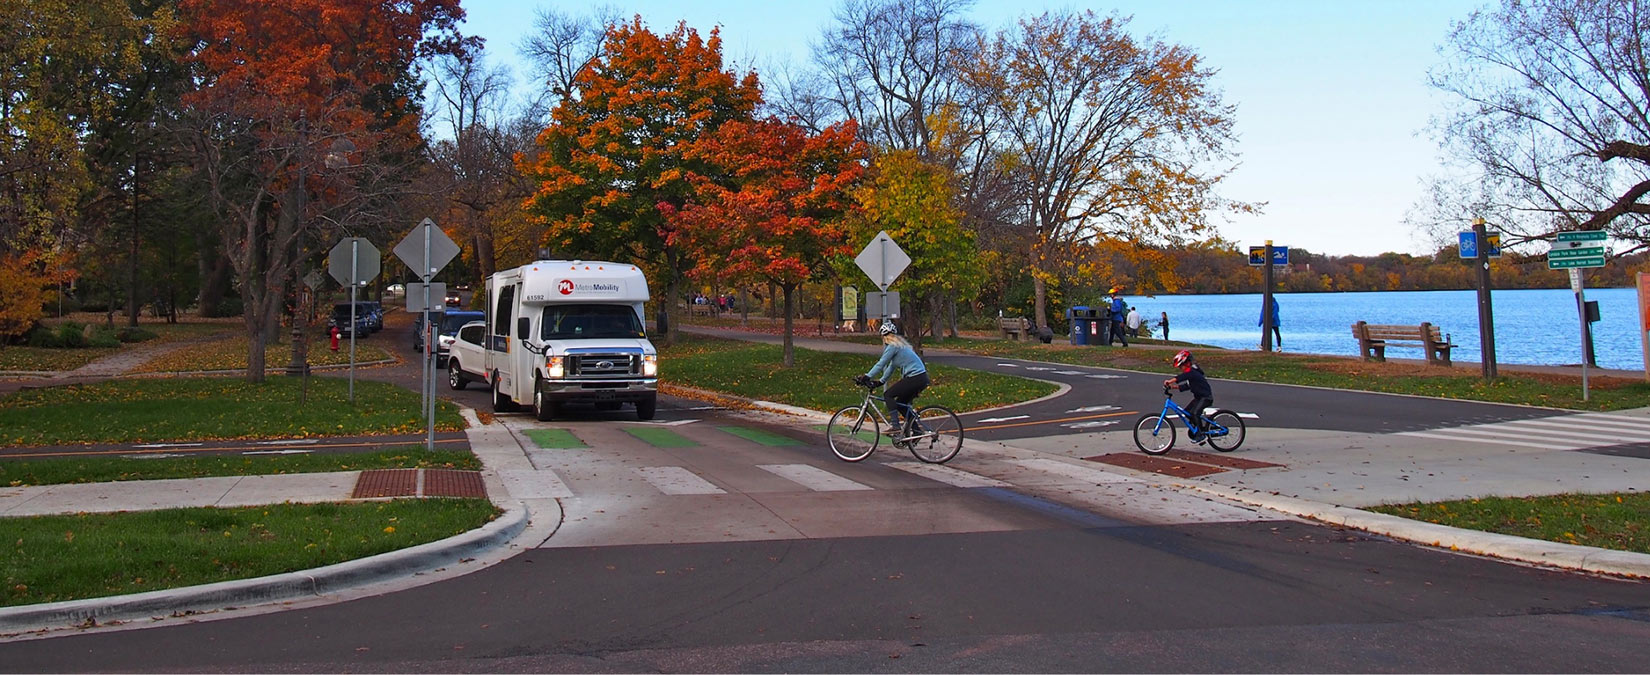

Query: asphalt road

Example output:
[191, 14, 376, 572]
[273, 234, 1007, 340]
[4, 315, 1648, 672]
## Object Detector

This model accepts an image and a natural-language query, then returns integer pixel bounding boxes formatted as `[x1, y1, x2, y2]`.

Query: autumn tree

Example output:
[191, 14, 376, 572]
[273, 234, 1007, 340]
[963, 10, 1247, 331]
[1423, 0, 1650, 252]
[522, 19, 762, 343]
[849, 150, 983, 348]
[667, 118, 867, 366]
[179, 0, 466, 381]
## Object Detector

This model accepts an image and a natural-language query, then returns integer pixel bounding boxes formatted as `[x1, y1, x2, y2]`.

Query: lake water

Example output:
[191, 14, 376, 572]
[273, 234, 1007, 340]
[1120, 288, 1647, 372]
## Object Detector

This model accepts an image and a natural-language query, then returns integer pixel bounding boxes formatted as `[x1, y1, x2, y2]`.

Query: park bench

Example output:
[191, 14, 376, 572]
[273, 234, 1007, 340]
[1351, 321, 1456, 365]
[998, 316, 1033, 341]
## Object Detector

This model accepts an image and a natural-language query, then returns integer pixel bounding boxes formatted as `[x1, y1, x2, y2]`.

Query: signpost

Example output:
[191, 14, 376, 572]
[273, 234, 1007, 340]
[1252, 241, 1287, 351]
[854, 231, 910, 326]
[1547, 230, 1608, 400]
[394, 218, 460, 451]
[328, 237, 380, 403]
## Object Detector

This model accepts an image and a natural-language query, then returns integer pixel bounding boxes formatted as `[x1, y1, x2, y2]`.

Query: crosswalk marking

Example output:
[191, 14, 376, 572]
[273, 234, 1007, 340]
[501, 469, 573, 499]
[886, 461, 1011, 488]
[1009, 458, 1142, 484]
[1392, 411, 1650, 451]
[635, 466, 725, 494]
[758, 464, 872, 491]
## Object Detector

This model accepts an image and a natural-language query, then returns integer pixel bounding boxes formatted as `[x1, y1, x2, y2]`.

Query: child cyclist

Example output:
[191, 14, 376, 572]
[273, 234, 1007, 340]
[1162, 349, 1215, 442]
[854, 320, 929, 437]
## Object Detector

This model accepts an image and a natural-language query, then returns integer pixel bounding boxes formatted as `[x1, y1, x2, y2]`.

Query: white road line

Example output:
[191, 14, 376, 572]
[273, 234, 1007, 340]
[634, 419, 697, 426]
[123, 453, 188, 459]
[1009, 458, 1142, 484]
[886, 461, 1012, 488]
[996, 363, 1019, 367]
[758, 464, 872, 491]
[243, 449, 315, 455]
[978, 415, 1030, 423]
[635, 466, 726, 495]
[1068, 405, 1120, 413]
[1062, 420, 1121, 429]
[253, 439, 319, 446]
[1543, 415, 1650, 432]
[1086, 374, 1124, 379]
[1440, 426, 1620, 444]
[1236, 413, 1260, 419]
[1023, 366, 1057, 371]
[1573, 412, 1650, 425]
[501, 469, 573, 499]
[1495, 421, 1650, 442]
[1053, 370, 1085, 375]
[133, 442, 204, 449]
[1396, 431, 1586, 450]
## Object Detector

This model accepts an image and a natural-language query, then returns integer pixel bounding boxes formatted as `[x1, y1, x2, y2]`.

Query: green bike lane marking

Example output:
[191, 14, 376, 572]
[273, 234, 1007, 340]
[625, 427, 699, 447]
[715, 425, 804, 446]
[523, 429, 586, 449]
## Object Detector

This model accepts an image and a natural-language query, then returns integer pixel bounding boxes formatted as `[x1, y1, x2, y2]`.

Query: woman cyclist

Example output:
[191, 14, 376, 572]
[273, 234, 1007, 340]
[1162, 349, 1215, 441]
[855, 321, 929, 437]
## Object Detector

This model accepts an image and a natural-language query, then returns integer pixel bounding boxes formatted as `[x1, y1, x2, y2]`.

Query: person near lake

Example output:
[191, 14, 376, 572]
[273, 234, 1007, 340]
[1163, 349, 1215, 443]
[1261, 296, 1281, 350]
[856, 320, 929, 438]
[1108, 288, 1129, 346]
[1125, 306, 1142, 338]
[1159, 311, 1170, 341]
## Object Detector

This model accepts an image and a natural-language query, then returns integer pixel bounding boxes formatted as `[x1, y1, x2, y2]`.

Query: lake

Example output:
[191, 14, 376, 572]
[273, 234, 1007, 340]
[1119, 288, 1647, 372]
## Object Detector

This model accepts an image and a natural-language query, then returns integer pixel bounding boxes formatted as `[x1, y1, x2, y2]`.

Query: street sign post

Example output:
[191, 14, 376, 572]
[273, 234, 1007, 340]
[328, 237, 380, 403]
[854, 231, 910, 325]
[395, 218, 460, 451]
[865, 292, 900, 319]
[1547, 231, 1608, 399]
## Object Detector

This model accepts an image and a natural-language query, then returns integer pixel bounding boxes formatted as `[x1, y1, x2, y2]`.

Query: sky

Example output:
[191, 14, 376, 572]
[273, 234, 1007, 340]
[454, 0, 1485, 258]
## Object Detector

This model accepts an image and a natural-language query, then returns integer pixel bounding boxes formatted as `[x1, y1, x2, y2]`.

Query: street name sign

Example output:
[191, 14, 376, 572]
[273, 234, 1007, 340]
[1548, 232, 1607, 270]
[1556, 230, 1607, 242]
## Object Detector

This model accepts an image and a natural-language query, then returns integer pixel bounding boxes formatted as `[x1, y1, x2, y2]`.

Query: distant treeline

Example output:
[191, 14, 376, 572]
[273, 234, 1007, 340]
[1166, 245, 1647, 294]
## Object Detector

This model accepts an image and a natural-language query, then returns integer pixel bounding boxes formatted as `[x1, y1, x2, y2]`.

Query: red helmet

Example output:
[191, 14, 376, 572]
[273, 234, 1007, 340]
[1172, 349, 1193, 369]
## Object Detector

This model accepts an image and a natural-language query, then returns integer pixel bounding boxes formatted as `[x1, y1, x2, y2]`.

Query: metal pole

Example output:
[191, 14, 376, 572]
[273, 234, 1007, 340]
[1260, 240, 1274, 352]
[1575, 268, 1589, 402]
[424, 222, 435, 452]
[348, 239, 358, 403]
[1473, 219, 1498, 379]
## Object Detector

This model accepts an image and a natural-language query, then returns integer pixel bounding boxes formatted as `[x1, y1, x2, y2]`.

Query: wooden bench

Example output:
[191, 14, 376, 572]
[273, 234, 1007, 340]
[998, 316, 1033, 341]
[1352, 321, 1456, 365]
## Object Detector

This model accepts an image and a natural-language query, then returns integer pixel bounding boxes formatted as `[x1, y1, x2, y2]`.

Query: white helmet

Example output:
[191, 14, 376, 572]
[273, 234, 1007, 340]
[879, 321, 899, 336]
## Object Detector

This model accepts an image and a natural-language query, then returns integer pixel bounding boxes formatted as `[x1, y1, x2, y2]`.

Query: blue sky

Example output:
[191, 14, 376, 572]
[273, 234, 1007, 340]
[455, 0, 1484, 258]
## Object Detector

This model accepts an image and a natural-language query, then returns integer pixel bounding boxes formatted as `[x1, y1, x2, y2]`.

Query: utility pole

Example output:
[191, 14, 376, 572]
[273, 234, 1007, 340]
[1260, 240, 1275, 352]
[1473, 218, 1498, 379]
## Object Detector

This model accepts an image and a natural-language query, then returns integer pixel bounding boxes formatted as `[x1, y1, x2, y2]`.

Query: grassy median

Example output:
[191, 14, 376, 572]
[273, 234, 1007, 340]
[0, 377, 463, 447]
[1368, 492, 1650, 555]
[1, 447, 480, 487]
[3, 498, 500, 607]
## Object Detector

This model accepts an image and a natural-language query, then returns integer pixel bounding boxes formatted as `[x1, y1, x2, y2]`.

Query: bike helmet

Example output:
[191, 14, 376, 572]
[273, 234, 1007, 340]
[879, 320, 899, 336]
[1172, 349, 1193, 369]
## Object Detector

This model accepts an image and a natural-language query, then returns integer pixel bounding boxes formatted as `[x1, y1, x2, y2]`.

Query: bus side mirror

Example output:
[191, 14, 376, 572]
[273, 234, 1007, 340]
[516, 317, 530, 340]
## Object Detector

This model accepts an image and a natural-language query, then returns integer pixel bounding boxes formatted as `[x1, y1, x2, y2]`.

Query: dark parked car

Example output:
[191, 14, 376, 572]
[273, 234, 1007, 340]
[327, 302, 372, 338]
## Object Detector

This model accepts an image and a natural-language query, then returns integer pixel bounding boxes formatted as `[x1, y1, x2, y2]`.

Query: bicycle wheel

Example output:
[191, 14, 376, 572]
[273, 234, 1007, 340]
[907, 405, 963, 463]
[1205, 411, 1246, 452]
[1132, 414, 1174, 455]
[827, 405, 879, 462]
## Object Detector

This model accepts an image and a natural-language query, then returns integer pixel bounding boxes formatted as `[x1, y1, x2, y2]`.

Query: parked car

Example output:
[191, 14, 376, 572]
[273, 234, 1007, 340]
[446, 320, 490, 390]
[327, 302, 372, 338]
[413, 310, 484, 367]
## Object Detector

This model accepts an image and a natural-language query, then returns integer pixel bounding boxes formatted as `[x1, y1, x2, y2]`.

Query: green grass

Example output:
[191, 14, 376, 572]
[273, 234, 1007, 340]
[2, 498, 500, 607]
[0, 345, 121, 371]
[1368, 492, 1650, 555]
[938, 338, 1650, 411]
[0, 377, 464, 447]
[660, 335, 1058, 413]
[0, 448, 480, 487]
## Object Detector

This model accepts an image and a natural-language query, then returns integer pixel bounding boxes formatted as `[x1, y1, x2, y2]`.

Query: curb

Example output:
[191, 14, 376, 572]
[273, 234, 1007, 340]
[0, 500, 529, 634]
[1177, 481, 1650, 579]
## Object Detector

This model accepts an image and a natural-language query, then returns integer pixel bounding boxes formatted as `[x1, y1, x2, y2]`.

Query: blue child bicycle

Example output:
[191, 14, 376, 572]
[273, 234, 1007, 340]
[1132, 386, 1246, 455]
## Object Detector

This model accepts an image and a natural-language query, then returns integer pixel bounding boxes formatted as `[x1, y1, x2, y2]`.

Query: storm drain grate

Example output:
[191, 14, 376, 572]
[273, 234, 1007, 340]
[353, 469, 419, 498]
[424, 469, 487, 498]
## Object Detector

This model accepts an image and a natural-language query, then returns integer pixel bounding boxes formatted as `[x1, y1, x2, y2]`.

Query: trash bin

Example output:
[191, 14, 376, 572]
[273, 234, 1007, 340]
[1069, 307, 1091, 345]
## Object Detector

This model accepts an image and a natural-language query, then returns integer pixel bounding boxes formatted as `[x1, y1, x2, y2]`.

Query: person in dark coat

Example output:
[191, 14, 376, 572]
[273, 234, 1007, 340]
[1108, 288, 1128, 347]
[1260, 296, 1281, 350]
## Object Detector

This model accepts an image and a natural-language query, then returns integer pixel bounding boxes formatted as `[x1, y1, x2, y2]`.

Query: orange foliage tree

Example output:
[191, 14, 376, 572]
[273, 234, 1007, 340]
[179, 0, 466, 380]
[664, 118, 867, 366]
[521, 19, 761, 343]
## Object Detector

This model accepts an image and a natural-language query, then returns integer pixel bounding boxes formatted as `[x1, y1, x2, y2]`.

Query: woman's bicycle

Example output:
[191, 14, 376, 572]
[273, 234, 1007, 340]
[1132, 386, 1246, 455]
[826, 379, 964, 463]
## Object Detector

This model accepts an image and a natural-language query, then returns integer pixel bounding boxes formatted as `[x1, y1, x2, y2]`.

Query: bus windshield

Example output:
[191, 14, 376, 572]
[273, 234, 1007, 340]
[540, 304, 645, 340]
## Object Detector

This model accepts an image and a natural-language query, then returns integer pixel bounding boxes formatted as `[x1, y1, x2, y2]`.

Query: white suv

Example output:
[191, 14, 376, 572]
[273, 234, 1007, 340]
[446, 321, 491, 390]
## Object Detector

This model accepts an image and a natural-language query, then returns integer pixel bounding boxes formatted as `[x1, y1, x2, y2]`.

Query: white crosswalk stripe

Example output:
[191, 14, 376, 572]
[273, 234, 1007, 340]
[1397, 412, 1650, 450]
[886, 461, 1012, 488]
[635, 466, 725, 495]
[758, 464, 872, 491]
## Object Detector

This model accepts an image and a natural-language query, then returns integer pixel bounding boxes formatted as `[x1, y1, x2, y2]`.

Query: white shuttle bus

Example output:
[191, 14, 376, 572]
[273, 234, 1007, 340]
[484, 260, 658, 420]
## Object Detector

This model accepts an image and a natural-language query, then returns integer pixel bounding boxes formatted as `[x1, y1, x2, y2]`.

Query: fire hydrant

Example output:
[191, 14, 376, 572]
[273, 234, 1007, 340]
[329, 326, 341, 351]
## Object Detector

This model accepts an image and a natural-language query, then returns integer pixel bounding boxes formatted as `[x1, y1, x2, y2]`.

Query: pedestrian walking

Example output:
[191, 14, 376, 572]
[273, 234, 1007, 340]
[1261, 296, 1281, 350]
[1125, 306, 1142, 338]
[1108, 288, 1129, 347]
[1159, 311, 1170, 341]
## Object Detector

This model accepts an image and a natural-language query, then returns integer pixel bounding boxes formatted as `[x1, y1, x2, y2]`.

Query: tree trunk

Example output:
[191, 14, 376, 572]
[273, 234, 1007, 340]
[1033, 275, 1048, 334]
[781, 282, 796, 367]
[127, 153, 141, 328]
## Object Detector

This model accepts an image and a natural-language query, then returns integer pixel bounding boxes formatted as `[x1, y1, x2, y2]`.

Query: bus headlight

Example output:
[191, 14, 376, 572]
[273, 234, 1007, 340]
[642, 354, 658, 377]
[546, 355, 563, 378]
